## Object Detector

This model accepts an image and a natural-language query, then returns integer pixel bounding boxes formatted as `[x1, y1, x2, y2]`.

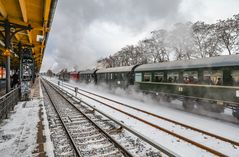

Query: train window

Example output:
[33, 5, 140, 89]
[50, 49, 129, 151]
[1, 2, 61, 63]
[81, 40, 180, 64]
[231, 70, 239, 85]
[110, 73, 113, 79]
[113, 73, 117, 79]
[143, 72, 152, 82]
[154, 72, 164, 82]
[101, 74, 104, 79]
[203, 70, 223, 85]
[183, 71, 198, 84]
[135, 73, 142, 82]
[121, 73, 126, 80]
[167, 72, 179, 83]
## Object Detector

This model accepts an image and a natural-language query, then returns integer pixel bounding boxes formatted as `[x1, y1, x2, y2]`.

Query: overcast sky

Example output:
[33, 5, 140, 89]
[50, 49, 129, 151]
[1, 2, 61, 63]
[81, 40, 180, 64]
[40, 0, 239, 72]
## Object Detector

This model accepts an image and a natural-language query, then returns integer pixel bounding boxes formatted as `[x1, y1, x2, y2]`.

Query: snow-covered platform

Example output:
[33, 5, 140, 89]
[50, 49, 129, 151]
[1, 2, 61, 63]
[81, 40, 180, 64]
[0, 79, 53, 157]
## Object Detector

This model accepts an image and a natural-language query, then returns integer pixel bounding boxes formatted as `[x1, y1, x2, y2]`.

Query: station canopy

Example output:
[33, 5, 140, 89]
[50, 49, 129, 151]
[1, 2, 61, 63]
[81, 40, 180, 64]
[0, 0, 58, 72]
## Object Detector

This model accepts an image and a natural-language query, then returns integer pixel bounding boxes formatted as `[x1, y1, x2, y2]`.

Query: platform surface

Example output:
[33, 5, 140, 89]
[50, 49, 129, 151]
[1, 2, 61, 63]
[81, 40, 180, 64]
[0, 79, 53, 157]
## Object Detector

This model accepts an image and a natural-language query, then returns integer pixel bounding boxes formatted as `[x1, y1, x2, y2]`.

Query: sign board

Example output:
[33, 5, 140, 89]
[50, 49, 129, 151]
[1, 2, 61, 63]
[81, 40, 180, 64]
[236, 90, 239, 97]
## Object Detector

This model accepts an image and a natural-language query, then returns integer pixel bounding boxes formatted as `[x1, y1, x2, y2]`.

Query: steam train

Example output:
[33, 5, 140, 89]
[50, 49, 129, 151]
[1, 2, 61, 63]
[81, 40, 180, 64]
[58, 55, 239, 119]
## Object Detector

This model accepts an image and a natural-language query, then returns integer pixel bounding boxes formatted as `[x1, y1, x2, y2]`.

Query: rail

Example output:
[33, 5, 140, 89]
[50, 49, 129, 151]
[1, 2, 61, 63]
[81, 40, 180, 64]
[0, 87, 19, 121]
[53, 79, 237, 157]
[43, 78, 180, 157]
[61, 82, 239, 147]
[42, 79, 135, 157]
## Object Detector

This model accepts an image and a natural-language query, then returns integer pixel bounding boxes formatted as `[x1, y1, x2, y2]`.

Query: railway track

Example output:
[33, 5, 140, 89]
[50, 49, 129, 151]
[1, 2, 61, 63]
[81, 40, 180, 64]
[42, 83, 78, 156]
[51, 80, 239, 157]
[41, 78, 179, 157]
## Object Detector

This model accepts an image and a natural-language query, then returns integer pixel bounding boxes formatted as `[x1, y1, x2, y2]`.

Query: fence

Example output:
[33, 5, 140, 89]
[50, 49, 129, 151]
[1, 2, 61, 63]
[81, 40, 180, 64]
[0, 87, 19, 121]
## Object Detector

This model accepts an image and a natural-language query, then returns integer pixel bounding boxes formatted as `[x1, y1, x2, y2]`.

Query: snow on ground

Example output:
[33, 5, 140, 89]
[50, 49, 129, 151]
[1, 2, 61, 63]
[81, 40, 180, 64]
[0, 79, 54, 157]
[46, 77, 239, 157]
[0, 100, 39, 157]
[39, 80, 55, 157]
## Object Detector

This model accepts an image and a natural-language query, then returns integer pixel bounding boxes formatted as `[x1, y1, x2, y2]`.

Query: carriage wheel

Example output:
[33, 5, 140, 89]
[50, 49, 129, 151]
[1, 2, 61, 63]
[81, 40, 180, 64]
[232, 109, 239, 120]
[182, 98, 195, 111]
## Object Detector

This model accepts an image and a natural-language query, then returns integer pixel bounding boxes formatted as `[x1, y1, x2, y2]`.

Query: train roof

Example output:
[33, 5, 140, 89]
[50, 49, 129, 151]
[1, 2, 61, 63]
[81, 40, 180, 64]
[80, 69, 97, 74]
[135, 54, 239, 72]
[96, 65, 137, 73]
[70, 71, 79, 74]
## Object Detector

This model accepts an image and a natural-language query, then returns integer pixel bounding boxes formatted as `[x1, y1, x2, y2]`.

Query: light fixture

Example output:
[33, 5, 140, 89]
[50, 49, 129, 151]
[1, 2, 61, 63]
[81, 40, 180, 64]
[36, 35, 44, 42]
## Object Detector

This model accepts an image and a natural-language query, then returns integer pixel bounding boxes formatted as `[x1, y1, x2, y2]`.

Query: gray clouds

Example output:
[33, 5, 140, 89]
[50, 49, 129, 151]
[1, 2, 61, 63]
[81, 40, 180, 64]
[41, 0, 239, 72]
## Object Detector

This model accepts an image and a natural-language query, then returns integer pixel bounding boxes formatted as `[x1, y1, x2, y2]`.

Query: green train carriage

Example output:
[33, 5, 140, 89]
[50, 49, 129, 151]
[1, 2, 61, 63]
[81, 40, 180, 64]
[96, 65, 138, 89]
[134, 55, 239, 119]
[80, 69, 98, 84]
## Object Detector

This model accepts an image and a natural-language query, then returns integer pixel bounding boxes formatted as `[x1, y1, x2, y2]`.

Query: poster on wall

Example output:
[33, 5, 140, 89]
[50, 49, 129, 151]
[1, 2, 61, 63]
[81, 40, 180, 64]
[0, 67, 6, 79]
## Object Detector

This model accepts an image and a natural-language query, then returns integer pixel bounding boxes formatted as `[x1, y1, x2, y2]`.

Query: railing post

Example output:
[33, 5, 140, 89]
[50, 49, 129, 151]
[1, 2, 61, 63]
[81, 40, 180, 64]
[75, 87, 78, 97]
[5, 97, 8, 119]
[0, 88, 20, 122]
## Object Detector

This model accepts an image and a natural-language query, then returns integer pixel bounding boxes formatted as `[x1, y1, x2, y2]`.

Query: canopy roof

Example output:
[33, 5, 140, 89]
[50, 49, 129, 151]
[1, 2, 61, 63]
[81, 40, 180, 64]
[97, 65, 137, 73]
[0, 0, 58, 71]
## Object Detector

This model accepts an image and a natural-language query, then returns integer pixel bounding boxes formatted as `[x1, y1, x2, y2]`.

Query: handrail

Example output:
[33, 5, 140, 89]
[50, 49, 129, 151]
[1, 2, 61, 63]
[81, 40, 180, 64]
[0, 87, 20, 100]
[0, 87, 20, 121]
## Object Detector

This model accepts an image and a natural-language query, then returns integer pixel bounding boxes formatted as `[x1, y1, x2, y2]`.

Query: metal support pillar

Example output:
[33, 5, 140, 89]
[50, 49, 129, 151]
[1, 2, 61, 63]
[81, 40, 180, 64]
[6, 56, 11, 93]
[0, 20, 32, 93]
[4, 21, 11, 93]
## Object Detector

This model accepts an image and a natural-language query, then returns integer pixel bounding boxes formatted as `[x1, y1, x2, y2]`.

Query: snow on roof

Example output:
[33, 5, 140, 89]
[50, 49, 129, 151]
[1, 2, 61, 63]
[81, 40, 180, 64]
[70, 71, 79, 74]
[80, 69, 97, 74]
[135, 55, 239, 72]
[96, 65, 136, 73]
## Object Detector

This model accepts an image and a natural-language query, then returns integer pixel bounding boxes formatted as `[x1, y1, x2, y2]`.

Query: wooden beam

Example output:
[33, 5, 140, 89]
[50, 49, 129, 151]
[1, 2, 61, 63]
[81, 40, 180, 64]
[40, 0, 52, 58]
[44, 0, 51, 22]
[0, 0, 7, 18]
[27, 30, 32, 43]
[15, 33, 21, 41]
[0, 16, 42, 28]
[19, 0, 28, 22]
[27, 30, 35, 58]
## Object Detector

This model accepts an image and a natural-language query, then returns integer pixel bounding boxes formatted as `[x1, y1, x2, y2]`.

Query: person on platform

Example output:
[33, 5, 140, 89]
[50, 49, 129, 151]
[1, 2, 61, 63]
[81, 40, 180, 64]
[11, 72, 19, 88]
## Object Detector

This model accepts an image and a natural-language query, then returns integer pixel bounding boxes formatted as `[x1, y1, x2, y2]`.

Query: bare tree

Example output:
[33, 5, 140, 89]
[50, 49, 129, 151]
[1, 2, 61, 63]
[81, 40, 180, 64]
[168, 22, 196, 60]
[192, 22, 221, 58]
[150, 29, 170, 62]
[96, 13, 239, 69]
[215, 15, 239, 55]
[47, 69, 53, 77]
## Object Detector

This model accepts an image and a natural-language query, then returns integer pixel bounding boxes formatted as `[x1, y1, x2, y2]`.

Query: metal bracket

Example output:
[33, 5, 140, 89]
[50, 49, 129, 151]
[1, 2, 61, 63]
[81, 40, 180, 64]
[0, 20, 32, 51]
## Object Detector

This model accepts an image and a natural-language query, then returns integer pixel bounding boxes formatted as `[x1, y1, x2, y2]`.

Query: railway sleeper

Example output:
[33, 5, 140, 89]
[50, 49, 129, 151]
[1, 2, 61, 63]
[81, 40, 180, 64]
[80, 145, 120, 157]
[75, 134, 105, 143]
[71, 131, 101, 138]
[70, 128, 98, 133]
[79, 142, 113, 151]
[78, 139, 109, 148]
[69, 126, 96, 132]
[99, 151, 125, 157]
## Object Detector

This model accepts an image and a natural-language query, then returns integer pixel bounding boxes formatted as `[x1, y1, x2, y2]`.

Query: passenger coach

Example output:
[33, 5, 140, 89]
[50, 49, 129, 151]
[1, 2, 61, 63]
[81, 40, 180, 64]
[96, 65, 139, 88]
[69, 71, 79, 81]
[134, 55, 239, 118]
[80, 69, 98, 84]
